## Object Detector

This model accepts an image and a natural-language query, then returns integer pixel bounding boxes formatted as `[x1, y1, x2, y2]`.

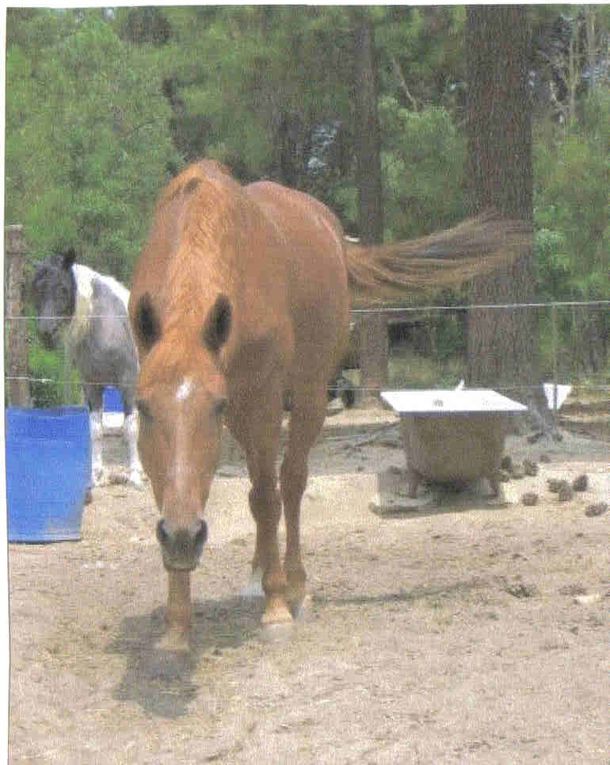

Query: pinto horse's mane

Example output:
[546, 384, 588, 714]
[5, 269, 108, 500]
[69, 263, 130, 343]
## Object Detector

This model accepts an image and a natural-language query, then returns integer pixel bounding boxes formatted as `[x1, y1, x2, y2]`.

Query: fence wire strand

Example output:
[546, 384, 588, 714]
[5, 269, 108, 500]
[5, 299, 610, 322]
[5, 376, 610, 396]
[5, 299, 609, 398]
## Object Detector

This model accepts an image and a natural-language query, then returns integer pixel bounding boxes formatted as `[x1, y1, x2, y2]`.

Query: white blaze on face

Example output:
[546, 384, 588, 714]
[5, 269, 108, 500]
[176, 377, 194, 402]
[172, 377, 195, 496]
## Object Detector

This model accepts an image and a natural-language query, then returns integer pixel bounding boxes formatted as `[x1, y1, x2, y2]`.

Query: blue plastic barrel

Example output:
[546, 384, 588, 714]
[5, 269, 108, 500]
[103, 387, 124, 413]
[5, 407, 91, 542]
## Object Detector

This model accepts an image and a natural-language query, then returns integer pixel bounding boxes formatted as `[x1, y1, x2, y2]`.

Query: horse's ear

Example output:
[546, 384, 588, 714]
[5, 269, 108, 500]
[134, 293, 161, 350]
[61, 248, 77, 270]
[202, 294, 232, 353]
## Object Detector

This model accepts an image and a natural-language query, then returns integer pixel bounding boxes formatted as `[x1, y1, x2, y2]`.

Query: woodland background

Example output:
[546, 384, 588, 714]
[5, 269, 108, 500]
[4, 6, 609, 405]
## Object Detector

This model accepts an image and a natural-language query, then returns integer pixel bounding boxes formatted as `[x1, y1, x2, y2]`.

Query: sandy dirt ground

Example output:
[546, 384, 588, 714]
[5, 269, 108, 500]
[8, 409, 609, 764]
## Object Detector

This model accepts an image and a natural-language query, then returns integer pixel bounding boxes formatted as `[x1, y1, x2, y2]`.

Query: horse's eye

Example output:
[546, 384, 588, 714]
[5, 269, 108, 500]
[136, 399, 153, 422]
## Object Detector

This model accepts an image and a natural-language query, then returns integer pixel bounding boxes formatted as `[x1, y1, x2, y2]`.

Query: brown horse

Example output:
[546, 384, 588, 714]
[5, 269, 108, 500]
[129, 159, 530, 645]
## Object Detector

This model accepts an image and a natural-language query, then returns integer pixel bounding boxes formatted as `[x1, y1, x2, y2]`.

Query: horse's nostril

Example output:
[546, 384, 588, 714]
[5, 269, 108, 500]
[156, 519, 169, 545]
[156, 519, 206, 546]
[156, 518, 207, 570]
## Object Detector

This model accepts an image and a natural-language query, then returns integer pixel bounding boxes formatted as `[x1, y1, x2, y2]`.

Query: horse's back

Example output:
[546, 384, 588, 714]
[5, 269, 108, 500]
[245, 180, 346, 268]
[245, 181, 351, 377]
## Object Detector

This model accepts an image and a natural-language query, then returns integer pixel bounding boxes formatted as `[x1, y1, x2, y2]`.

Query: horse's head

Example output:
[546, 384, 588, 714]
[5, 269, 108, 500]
[131, 292, 232, 571]
[31, 249, 77, 349]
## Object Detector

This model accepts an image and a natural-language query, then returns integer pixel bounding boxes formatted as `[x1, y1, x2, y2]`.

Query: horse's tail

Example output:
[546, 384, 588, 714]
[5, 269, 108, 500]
[344, 210, 532, 302]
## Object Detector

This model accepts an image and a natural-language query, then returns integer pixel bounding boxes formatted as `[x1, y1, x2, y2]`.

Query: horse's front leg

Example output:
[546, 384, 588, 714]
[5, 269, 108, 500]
[281, 388, 327, 618]
[158, 570, 192, 651]
[231, 388, 292, 626]
[248, 473, 292, 626]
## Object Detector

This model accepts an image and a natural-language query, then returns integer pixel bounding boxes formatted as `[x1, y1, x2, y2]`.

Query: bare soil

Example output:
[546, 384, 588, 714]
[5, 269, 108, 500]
[8, 410, 609, 764]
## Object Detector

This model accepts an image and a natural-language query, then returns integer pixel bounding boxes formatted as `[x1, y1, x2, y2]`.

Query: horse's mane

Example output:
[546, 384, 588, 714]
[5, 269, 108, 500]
[158, 160, 233, 208]
[154, 161, 245, 332]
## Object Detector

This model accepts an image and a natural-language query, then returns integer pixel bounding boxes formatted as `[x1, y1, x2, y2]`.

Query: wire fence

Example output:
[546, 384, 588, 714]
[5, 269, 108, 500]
[352, 300, 610, 314]
[4, 299, 609, 407]
[5, 299, 609, 322]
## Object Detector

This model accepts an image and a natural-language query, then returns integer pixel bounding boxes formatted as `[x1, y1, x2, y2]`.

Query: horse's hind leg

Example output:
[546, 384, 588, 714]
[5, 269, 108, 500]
[281, 386, 328, 617]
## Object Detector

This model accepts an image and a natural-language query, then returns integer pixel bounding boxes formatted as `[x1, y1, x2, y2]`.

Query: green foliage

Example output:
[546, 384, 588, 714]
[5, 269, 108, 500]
[5, 6, 464, 249]
[534, 89, 609, 301]
[26, 322, 81, 408]
[533, 87, 609, 379]
[534, 228, 571, 300]
[151, 6, 356, 197]
[379, 98, 467, 239]
[389, 347, 465, 389]
[375, 6, 466, 111]
[5, 10, 180, 282]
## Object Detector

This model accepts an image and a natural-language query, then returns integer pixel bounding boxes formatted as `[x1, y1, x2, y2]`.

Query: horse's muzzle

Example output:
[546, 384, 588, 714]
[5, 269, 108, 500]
[156, 518, 208, 571]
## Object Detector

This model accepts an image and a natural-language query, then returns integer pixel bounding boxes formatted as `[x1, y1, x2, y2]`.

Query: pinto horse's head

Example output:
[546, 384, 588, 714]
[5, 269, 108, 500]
[131, 292, 232, 571]
[31, 249, 77, 349]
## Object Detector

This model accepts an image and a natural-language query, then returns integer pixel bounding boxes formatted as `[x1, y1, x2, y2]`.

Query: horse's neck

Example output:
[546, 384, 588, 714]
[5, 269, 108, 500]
[67, 264, 130, 345]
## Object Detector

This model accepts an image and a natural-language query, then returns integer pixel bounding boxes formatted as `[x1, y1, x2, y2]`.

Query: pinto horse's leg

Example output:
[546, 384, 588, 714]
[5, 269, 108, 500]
[84, 384, 106, 487]
[91, 409, 105, 485]
[281, 387, 328, 617]
[122, 402, 144, 488]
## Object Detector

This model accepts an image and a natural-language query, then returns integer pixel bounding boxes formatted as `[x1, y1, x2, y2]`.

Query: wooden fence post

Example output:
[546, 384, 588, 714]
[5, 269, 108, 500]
[5, 225, 31, 407]
[358, 312, 388, 408]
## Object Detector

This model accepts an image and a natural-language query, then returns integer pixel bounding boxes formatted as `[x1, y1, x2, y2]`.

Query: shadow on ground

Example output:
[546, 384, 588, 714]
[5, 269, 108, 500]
[312, 577, 486, 610]
[106, 595, 262, 718]
[371, 468, 510, 519]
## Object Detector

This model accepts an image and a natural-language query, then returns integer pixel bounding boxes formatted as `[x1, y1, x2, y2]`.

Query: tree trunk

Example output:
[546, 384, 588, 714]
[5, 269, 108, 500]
[584, 7, 597, 85]
[465, 6, 551, 431]
[352, 10, 387, 407]
[353, 10, 384, 245]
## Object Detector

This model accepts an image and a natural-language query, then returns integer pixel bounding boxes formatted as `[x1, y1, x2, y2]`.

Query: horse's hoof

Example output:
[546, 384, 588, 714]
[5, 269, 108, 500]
[260, 620, 294, 643]
[93, 469, 109, 487]
[288, 593, 311, 621]
[261, 599, 293, 627]
[129, 473, 145, 490]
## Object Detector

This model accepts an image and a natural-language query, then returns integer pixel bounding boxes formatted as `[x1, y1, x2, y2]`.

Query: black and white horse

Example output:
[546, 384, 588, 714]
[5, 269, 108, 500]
[32, 249, 143, 488]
